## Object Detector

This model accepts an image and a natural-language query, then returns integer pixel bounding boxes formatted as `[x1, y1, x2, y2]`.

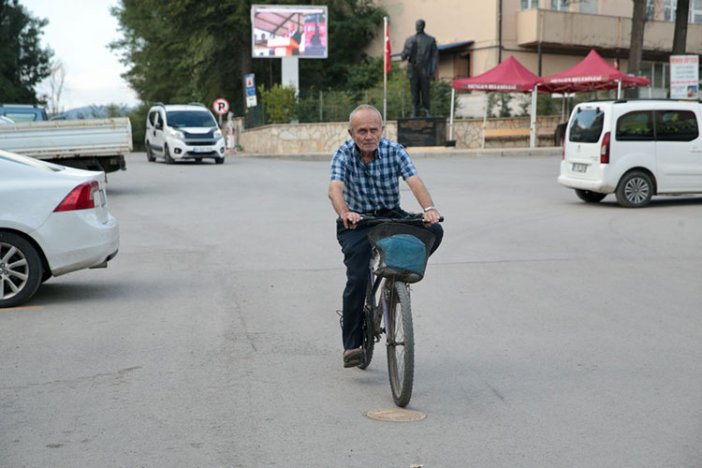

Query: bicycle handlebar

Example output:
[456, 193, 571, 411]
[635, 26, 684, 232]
[355, 214, 444, 227]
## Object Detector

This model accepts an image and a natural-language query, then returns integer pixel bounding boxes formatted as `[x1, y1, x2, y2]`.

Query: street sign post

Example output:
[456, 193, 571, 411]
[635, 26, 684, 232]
[212, 98, 230, 127]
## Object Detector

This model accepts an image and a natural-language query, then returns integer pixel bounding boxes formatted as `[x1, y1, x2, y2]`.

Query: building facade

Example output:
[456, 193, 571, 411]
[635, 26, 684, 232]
[372, 0, 702, 115]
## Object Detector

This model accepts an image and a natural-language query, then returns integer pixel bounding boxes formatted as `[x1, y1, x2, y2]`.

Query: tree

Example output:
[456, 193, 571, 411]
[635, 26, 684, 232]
[0, 0, 53, 103]
[42, 60, 65, 114]
[110, 0, 385, 115]
[627, 0, 647, 77]
[672, 0, 690, 54]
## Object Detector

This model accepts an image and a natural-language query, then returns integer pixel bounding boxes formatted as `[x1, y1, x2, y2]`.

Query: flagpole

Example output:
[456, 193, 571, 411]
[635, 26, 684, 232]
[383, 17, 389, 123]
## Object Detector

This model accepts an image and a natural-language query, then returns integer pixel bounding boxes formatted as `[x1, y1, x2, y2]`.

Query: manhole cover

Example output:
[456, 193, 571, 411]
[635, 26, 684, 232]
[366, 408, 426, 422]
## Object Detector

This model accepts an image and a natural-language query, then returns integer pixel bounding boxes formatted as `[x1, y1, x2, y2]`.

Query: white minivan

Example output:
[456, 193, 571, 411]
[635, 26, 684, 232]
[145, 103, 225, 164]
[558, 99, 702, 207]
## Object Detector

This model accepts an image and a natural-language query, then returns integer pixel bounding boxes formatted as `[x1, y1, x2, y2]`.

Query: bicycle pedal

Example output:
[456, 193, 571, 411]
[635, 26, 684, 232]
[336, 309, 343, 328]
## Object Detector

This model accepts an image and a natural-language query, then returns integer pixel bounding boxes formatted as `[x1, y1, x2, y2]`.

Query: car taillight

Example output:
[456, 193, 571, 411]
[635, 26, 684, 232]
[54, 181, 98, 212]
[600, 132, 611, 164]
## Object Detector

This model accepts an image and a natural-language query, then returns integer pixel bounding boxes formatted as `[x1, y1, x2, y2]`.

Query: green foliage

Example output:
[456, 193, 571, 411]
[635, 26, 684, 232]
[365, 65, 412, 120]
[429, 80, 452, 118]
[258, 84, 296, 123]
[518, 93, 560, 117]
[128, 102, 150, 151]
[0, 0, 53, 103]
[487, 93, 513, 118]
[111, 0, 386, 116]
[297, 89, 355, 123]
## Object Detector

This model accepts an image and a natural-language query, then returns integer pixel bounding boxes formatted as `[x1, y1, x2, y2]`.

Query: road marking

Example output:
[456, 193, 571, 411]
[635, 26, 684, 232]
[1, 306, 44, 312]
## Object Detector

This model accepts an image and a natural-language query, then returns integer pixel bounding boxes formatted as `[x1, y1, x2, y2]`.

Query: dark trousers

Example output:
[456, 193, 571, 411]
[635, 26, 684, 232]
[336, 214, 443, 350]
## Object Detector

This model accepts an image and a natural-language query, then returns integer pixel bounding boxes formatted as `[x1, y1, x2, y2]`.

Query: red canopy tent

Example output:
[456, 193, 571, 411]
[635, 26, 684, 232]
[540, 49, 650, 94]
[452, 55, 540, 92]
[451, 55, 543, 147]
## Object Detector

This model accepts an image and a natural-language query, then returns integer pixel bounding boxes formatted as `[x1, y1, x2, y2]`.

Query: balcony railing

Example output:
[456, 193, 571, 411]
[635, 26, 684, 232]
[517, 9, 702, 55]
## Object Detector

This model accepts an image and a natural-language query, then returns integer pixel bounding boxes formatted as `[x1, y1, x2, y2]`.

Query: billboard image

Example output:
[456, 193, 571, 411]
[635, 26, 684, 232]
[251, 5, 327, 59]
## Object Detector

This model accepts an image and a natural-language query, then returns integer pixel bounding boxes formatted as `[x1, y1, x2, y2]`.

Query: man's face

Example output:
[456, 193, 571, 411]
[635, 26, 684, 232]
[349, 109, 384, 154]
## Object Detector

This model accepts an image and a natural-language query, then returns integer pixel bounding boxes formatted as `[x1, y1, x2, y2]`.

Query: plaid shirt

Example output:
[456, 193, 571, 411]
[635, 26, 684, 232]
[330, 138, 417, 213]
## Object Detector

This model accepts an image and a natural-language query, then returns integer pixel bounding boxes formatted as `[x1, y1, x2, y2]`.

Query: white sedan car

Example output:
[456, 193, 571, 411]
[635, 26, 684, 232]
[0, 150, 119, 308]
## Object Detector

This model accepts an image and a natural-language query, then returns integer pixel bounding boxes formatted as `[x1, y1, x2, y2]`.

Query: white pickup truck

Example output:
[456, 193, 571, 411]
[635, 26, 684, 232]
[0, 116, 132, 173]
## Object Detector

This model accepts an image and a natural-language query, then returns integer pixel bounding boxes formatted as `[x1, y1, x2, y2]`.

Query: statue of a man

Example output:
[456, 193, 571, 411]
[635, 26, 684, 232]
[401, 19, 438, 118]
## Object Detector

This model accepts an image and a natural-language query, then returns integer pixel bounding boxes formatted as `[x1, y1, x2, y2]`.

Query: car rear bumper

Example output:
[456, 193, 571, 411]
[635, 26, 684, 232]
[557, 174, 615, 193]
[34, 212, 120, 276]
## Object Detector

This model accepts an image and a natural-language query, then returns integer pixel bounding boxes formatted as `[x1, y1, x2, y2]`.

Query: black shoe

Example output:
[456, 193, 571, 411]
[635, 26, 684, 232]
[343, 347, 363, 368]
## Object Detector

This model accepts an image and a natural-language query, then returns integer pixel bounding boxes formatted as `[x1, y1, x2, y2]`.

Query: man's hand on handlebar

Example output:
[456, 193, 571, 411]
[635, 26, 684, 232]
[341, 211, 362, 229]
[423, 207, 441, 225]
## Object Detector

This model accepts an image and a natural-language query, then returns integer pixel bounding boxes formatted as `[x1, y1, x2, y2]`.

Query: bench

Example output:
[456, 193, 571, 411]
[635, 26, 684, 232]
[483, 128, 531, 139]
[482, 127, 554, 148]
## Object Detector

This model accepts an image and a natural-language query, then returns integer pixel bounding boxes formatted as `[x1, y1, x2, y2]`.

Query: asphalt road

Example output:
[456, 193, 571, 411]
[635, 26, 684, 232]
[2, 152, 701, 467]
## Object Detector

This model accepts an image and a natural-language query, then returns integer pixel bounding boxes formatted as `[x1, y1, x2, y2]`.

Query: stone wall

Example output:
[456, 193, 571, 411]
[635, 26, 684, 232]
[234, 115, 563, 154]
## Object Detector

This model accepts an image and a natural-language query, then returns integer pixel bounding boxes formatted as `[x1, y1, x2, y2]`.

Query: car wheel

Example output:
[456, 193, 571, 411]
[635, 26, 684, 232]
[0, 232, 44, 308]
[575, 189, 607, 203]
[615, 171, 653, 208]
[215, 157, 225, 165]
[164, 144, 175, 164]
[146, 142, 156, 162]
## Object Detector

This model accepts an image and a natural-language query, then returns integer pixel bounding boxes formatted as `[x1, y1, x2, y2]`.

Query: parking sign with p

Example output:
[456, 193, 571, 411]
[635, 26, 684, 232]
[212, 98, 230, 116]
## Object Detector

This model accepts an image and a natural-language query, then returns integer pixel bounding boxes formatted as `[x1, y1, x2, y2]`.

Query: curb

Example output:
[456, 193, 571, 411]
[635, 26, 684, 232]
[231, 146, 562, 161]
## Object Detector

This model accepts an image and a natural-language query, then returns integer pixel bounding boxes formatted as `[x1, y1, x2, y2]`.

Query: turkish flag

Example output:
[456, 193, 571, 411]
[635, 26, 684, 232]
[384, 23, 391, 74]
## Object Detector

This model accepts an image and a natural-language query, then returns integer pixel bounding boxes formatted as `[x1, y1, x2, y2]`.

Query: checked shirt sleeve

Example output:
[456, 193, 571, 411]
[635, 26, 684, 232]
[330, 142, 351, 182]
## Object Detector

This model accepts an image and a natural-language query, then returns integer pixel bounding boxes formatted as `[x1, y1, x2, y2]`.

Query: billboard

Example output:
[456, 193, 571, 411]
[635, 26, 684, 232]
[251, 5, 328, 59]
[670, 55, 699, 99]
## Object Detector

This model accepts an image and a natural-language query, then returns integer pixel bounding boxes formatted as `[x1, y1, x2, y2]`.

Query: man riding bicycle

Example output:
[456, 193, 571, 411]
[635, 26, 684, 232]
[328, 104, 444, 368]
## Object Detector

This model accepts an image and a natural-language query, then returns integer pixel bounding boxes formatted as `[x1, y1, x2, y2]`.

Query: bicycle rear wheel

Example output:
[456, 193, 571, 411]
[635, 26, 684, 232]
[385, 280, 414, 407]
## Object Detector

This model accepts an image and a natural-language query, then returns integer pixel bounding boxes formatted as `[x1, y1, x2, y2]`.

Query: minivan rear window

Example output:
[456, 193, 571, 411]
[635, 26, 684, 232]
[569, 108, 604, 143]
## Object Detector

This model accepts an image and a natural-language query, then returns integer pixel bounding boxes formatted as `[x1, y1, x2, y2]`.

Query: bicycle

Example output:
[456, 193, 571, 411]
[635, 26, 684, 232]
[353, 214, 442, 407]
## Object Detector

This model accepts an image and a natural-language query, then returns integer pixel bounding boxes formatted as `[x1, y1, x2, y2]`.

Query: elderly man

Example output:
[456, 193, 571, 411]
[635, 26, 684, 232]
[328, 104, 443, 367]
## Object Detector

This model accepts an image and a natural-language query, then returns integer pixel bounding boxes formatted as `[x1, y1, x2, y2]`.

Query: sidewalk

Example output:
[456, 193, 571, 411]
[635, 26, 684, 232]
[231, 146, 562, 161]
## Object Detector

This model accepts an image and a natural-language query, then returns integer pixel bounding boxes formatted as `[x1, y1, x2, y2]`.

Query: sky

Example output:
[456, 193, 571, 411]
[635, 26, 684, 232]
[21, 0, 140, 110]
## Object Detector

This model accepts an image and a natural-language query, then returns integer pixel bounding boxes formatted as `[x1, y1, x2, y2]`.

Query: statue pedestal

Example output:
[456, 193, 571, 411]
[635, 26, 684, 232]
[397, 118, 446, 147]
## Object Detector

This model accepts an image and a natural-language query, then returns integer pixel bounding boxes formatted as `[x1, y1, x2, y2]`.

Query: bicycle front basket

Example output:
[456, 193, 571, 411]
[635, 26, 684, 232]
[368, 223, 436, 283]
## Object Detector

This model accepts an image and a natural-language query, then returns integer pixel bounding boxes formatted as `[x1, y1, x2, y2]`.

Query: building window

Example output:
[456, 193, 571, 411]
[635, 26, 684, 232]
[646, 0, 656, 19]
[579, 0, 597, 13]
[662, 0, 677, 21]
[692, 0, 702, 23]
[521, 0, 539, 9]
[640, 61, 669, 89]
[551, 0, 569, 11]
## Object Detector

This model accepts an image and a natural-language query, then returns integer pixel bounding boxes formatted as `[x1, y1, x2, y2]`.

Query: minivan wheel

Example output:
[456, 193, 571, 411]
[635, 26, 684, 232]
[0, 232, 44, 308]
[616, 171, 653, 208]
[145, 143, 156, 162]
[164, 144, 175, 164]
[575, 189, 607, 203]
[215, 157, 224, 165]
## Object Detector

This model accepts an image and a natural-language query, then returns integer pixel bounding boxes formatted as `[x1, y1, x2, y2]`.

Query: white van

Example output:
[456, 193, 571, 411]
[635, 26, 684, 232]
[558, 99, 702, 207]
[145, 103, 225, 164]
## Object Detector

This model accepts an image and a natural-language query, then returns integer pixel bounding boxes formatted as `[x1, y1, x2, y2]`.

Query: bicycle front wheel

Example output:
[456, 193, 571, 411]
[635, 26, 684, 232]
[385, 280, 414, 407]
